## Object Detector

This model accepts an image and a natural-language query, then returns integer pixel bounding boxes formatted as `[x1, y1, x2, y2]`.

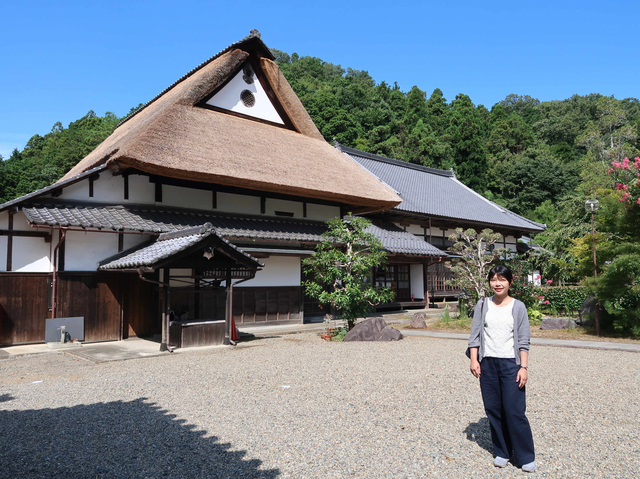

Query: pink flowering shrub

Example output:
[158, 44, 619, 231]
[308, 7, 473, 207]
[609, 157, 640, 207]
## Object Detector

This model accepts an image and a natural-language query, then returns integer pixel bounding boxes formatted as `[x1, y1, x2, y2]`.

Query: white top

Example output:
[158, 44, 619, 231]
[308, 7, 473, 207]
[483, 298, 515, 359]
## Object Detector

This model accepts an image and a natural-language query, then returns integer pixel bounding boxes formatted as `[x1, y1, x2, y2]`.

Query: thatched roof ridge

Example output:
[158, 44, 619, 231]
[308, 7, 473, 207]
[60, 34, 401, 211]
[118, 29, 272, 128]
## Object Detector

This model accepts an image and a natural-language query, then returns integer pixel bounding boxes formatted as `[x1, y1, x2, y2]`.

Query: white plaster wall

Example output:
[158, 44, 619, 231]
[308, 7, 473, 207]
[64, 231, 119, 271]
[505, 235, 518, 244]
[12, 212, 31, 230]
[127, 175, 156, 204]
[405, 224, 424, 236]
[170, 268, 194, 287]
[265, 198, 303, 218]
[217, 192, 261, 215]
[239, 256, 301, 287]
[0, 236, 7, 272]
[0, 210, 8, 229]
[13, 237, 52, 272]
[206, 68, 284, 124]
[410, 263, 424, 299]
[92, 174, 124, 202]
[58, 179, 90, 201]
[306, 204, 340, 222]
[505, 243, 518, 252]
[123, 234, 151, 250]
[162, 185, 212, 211]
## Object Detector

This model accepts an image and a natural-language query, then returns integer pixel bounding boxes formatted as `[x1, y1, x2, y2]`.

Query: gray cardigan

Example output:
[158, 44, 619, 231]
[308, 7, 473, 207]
[468, 297, 530, 365]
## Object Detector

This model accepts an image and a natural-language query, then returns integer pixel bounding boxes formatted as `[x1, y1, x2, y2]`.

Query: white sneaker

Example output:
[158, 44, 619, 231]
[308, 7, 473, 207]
[494, 456, 509, 468]
[522, 461, 536, 472]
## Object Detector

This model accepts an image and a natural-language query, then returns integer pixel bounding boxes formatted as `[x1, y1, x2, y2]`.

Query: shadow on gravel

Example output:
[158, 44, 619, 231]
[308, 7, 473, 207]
[464, 417, 493, 453]
[0, 393, 14, 403]
[0, 398, 279, 478]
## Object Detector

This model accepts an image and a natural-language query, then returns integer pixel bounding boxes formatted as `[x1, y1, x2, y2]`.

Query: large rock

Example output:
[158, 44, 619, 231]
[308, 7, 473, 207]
[578, 297, 596, 326]
[540, 318, 575, 330]
[409, 313, 427, 329]
[344, 317, 403, 342]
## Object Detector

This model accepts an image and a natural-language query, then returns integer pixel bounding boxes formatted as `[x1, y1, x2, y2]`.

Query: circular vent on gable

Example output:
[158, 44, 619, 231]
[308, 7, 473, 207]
[240, 90, 255, 108]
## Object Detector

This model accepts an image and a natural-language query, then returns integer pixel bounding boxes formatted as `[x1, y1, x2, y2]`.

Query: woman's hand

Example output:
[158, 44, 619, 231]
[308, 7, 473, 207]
[517, 367, 528, 388]
[470, 360, 481, 378]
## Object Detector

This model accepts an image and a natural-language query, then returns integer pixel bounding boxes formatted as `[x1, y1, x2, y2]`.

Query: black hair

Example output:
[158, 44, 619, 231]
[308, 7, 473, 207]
[487, 264, 513, 283]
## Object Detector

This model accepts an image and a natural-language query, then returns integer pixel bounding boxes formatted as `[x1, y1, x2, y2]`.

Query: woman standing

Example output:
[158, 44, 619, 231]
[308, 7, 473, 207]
[468, 265, 536, 472]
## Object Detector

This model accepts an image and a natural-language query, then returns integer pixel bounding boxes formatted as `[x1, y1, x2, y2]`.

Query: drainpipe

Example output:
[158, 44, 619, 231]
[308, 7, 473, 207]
[51, 229, 67, 319]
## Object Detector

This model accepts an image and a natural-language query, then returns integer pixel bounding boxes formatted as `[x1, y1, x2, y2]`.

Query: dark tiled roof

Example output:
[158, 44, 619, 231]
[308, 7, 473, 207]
[21, 201, 446, 257]
[337, 144, 545, 233]
[99, 223, 263, 270]
[22, 202, 328, 242]
[0, 165, 108, 213]
[367, 221, 447, 256]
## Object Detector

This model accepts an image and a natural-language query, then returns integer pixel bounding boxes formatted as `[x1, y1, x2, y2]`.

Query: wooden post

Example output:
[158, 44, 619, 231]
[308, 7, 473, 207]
[423, 259, 430, 306]
[6, 210, 14, 271]
[224, 267, 232, 345]
[160, 267, 170, 351]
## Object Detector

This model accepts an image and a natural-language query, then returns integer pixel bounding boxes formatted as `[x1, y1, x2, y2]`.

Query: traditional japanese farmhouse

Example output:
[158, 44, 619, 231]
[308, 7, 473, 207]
[0, 31, 544, 348]
[334, 143, 546, 302]
[0, 31, 449, 348]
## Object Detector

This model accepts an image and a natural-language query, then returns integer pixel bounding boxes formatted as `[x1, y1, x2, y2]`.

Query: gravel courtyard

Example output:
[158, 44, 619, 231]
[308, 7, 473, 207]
[1, 333, 638, 478]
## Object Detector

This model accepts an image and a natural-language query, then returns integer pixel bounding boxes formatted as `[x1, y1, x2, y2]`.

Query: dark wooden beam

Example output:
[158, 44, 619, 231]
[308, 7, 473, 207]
[141, 170, 344, 208]
[58, 229, 66, 272]
[118, 233, 124, 253]
[6, 211, 13, 271]
[155, 181, 162, 203]
[260, 197, 266, 214]
[124, 174, 129, 200]
[0, 229, 51, 238]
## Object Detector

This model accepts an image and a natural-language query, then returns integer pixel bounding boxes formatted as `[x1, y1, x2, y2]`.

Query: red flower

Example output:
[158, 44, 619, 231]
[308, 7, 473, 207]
[546, 280, 553, 284]
[543, 300, 550, 304]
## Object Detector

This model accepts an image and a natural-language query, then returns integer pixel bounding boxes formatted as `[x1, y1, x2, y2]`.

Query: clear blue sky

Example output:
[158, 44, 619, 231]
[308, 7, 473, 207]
[1, 0, 638, 158]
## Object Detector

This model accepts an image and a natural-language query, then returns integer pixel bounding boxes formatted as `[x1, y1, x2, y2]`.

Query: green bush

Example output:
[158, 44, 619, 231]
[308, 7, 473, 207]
[535, 286, 589, 315]
[527, 308, 543, 325]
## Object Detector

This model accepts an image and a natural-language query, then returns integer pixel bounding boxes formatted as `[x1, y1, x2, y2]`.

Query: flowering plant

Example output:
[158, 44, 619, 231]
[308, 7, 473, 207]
[608, 157, 640, 207]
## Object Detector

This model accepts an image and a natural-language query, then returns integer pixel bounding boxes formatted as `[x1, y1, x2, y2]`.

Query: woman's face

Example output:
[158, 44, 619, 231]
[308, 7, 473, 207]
[489, 274, 512, 296]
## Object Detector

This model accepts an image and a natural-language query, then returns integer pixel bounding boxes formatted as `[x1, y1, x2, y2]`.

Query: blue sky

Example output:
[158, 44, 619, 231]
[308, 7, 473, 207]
[1, 0, 639, 158]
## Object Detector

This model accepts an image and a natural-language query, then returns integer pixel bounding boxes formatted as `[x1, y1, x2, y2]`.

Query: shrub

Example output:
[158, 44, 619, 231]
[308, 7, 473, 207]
[527, 308, 543, 325]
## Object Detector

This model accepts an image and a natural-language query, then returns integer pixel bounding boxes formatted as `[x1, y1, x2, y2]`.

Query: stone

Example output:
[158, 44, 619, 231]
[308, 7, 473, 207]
[344, 317, 404, 342]
[540, 318, 572, 330]
[409, 313, 427, 329]
[578, 297, 596, 326]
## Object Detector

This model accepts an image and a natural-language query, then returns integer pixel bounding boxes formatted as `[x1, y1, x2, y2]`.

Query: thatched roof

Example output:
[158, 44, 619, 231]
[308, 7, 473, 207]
[62, 31, 400, 212]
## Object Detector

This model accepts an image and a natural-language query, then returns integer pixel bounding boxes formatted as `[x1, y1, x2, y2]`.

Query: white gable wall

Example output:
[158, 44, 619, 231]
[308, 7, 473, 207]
[206, 67, 284, 124]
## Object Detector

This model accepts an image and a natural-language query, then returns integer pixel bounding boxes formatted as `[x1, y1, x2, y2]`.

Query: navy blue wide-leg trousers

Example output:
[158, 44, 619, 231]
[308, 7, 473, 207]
[479, 357, 535, 465]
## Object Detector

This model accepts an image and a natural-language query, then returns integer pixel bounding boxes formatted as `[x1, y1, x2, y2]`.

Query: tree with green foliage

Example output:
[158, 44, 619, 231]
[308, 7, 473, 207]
[446, 228, 506, 300]
[302, 216, 395, 329]
[446, 94, 489, 191]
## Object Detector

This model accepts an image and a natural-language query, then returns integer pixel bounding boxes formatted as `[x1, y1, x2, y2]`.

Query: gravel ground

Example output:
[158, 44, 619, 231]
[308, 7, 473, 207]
[1, 334, 639, 478]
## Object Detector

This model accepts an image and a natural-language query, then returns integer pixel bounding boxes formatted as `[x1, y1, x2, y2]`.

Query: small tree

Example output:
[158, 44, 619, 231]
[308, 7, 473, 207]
[446, 228, 507, 300]
[303, 215, 395, 330]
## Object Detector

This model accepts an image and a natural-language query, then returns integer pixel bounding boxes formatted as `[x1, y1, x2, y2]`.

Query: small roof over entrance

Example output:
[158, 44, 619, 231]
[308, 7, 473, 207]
[98, 223, 263, 276]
